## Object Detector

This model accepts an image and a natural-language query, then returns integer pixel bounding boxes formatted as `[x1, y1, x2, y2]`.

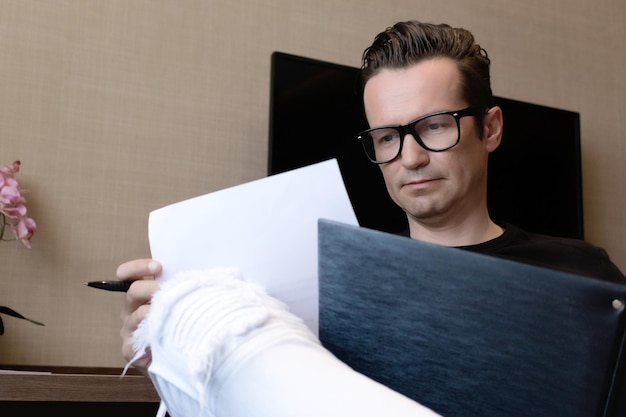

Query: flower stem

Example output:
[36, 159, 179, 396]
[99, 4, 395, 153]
[0, 212, 5, 241]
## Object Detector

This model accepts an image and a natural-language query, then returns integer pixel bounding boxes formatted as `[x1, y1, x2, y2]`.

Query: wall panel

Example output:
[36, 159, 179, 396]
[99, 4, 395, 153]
[0, 0, 623, 367]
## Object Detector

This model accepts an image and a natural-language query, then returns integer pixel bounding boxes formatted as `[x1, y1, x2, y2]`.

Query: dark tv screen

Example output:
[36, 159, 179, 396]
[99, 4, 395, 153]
[268, 52, 584, 240]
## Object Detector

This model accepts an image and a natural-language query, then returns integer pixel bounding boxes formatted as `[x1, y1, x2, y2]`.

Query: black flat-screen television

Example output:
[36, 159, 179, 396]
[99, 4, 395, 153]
[268, 52, 584, 240]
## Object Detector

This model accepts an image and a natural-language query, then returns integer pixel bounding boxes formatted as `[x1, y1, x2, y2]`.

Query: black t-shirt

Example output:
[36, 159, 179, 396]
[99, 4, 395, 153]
[459, 223, 625, 284]
[398, 223, 625, 283]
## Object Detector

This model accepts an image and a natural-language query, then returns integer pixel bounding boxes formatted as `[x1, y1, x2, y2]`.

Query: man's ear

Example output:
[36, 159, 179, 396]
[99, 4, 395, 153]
[483, 106, 503, 153]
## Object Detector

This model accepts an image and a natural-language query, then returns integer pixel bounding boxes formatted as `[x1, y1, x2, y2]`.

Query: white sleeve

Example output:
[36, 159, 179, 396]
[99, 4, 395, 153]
[128, 268, 441, 417]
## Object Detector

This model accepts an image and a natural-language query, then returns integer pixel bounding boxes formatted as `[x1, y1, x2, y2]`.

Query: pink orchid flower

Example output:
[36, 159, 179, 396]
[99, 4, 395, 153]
[0, 160, 42, 334]
[0, 160, 37, 248]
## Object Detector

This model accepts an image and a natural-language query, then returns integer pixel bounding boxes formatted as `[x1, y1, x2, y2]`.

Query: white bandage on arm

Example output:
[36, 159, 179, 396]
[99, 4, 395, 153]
[129, 269, 441, 417]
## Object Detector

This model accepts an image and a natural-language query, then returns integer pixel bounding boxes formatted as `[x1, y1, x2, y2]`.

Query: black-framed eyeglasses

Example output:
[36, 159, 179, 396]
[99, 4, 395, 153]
[356, 107, 483, 164]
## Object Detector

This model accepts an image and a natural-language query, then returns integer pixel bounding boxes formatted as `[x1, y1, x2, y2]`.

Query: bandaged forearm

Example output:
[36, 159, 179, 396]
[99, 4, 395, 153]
[128, 269, 441, 417]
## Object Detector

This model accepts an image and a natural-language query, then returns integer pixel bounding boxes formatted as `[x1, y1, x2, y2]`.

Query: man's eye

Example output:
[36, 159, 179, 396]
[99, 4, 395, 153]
[417, 117, 453, 136]
[372, 130, 398, 145]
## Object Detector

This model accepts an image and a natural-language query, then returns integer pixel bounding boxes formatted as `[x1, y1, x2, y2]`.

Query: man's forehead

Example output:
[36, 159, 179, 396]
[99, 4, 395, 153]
[363, 58, 464, 124]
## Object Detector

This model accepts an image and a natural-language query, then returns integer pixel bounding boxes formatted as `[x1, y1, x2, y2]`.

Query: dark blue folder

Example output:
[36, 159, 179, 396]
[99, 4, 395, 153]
[318, 219, 626, 417]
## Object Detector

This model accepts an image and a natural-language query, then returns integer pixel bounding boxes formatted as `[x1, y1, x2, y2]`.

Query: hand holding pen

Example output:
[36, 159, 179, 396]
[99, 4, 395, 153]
[89, 259, 163, 373]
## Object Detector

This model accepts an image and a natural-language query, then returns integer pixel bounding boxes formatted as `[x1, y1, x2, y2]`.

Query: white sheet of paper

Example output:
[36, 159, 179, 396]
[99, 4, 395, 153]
[148, 159, 359, 334]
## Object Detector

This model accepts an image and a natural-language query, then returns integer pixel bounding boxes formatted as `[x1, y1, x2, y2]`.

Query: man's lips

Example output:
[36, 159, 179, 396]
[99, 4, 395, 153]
[403, 178, 441, 188]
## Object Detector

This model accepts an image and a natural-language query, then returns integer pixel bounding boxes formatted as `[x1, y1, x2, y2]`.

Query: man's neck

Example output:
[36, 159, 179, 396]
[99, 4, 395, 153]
[408, 215, 503, 247]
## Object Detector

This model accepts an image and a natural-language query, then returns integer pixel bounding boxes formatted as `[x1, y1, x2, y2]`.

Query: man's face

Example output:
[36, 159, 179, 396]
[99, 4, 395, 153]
[363, 58, 497, 228]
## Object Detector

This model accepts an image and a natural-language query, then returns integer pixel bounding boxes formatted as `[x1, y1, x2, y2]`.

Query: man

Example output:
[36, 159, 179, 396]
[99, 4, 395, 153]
[356, 21, 624, 282]
[117, 21, 624, 417]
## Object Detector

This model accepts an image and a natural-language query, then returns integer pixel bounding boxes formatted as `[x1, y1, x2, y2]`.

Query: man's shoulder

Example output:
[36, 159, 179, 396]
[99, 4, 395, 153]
[465, 223, 626, 284]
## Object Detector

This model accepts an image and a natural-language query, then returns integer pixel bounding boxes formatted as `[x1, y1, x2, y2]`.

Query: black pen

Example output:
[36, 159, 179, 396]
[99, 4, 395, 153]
[85, 280, 133, 292]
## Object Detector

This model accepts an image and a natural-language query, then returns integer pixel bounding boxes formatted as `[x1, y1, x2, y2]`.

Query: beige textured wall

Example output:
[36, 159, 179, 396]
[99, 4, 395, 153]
[0, 1, 624, 368]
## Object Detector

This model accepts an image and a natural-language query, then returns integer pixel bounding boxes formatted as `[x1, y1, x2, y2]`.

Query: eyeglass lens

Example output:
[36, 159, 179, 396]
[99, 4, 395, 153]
[361, 113, 460, 163]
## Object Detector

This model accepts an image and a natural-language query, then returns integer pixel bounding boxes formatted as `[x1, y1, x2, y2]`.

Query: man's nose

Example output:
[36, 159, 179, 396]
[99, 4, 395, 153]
[399, 134, 430, 168]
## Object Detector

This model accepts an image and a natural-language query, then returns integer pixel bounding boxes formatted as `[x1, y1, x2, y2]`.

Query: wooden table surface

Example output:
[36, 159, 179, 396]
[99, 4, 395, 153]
[0, 366, 160, 402]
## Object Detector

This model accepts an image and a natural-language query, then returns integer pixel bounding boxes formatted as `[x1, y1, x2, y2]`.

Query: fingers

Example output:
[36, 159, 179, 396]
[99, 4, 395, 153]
[120, 280, 162, 370]
[116, 258, 162, 281]
[120, 301, 153, 365]
[121, 303, 148, 358]
[116, 258, 162, 318]
[122, 279, 162, 318]
[117, 258, 163, 372]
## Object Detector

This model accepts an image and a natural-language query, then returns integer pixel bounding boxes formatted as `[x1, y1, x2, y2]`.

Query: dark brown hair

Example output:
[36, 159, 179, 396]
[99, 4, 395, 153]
[361, 21, 494, 114]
